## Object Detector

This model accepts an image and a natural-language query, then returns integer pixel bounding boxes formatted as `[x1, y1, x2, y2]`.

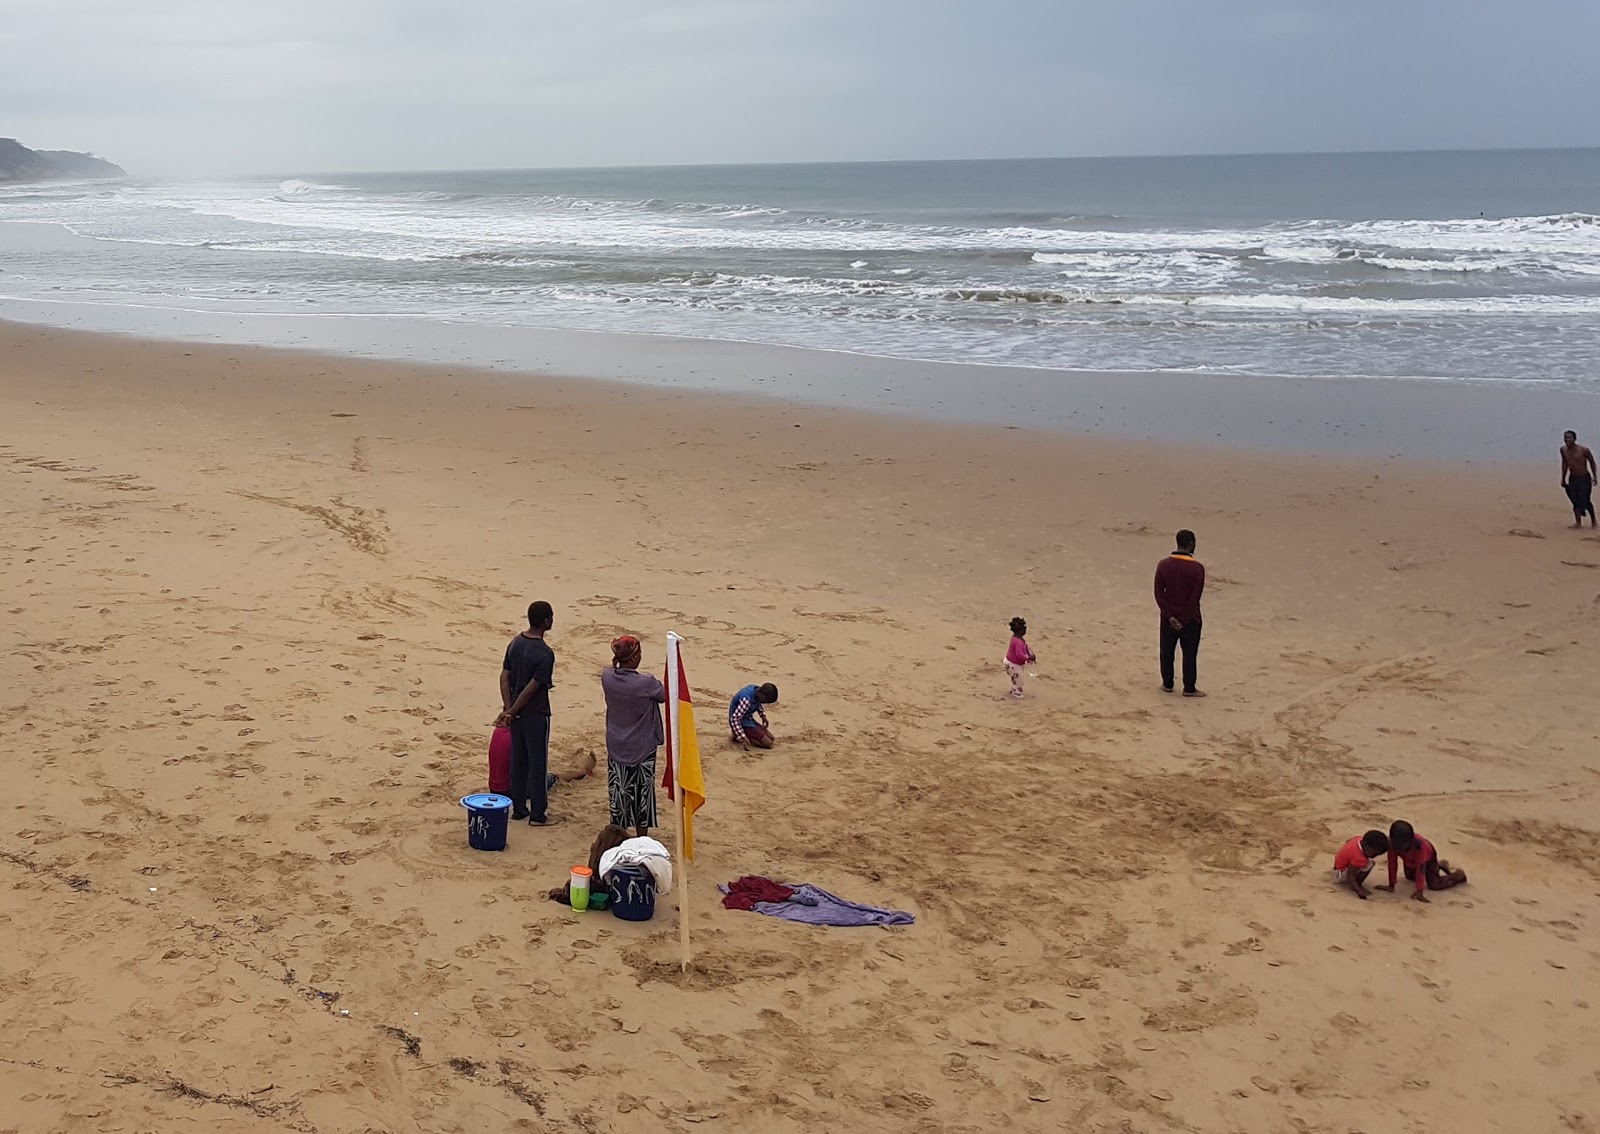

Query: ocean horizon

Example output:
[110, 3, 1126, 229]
[3, 147, 1599, 390]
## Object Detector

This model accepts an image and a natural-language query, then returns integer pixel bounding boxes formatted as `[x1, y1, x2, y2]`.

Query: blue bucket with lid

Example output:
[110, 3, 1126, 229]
[461, 793, 512, 851]
[609, 864, 657, 921]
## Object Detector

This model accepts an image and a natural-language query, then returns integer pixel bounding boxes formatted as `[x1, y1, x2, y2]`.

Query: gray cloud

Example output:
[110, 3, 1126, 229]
[2, 0, 1597, 175]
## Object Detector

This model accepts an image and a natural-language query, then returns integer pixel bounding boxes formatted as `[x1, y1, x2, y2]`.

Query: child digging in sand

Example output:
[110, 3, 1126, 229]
[1332, 829, 1389, 900]
[1379, 820, 1467, 903]
[1005, 617, 1036, 699]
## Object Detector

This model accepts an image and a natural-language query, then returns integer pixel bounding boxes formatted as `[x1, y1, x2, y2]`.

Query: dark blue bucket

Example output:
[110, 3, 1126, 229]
[609, 864, 657, 921]
[461, 793, 512, 851]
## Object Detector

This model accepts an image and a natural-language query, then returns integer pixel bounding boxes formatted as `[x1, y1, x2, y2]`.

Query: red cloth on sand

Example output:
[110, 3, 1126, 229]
[722, 875, 795, 911]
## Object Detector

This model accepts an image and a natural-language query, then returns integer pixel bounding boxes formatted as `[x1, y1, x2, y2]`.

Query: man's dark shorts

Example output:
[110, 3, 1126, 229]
[1566, 474, 1594, 516]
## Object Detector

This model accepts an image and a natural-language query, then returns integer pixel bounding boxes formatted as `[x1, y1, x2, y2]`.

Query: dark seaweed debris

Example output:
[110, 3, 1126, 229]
[382, 1026, 422, 1058]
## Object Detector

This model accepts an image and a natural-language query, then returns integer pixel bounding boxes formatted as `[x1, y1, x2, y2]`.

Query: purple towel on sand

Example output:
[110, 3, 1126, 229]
[750, 884, 914, 927]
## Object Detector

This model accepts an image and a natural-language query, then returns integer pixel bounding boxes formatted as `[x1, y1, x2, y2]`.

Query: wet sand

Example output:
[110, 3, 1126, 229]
[2, 320, 1599, 1133]
[4, 225, 1599, 461]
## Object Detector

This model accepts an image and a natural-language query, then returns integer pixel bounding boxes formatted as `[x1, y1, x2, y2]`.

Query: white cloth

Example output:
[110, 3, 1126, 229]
[599, 836, 673, 896]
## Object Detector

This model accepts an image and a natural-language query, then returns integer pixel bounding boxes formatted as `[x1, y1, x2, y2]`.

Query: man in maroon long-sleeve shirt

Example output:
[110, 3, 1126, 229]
[1154, 529, 1206, 697]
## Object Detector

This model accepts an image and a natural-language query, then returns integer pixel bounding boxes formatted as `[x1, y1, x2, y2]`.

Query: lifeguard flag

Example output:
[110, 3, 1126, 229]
[662, 634, 706, 861]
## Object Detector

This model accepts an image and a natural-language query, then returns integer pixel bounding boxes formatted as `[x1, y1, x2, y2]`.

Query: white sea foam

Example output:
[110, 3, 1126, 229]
[276, 179, 348, 196]
[15, 178, 1600, 285]
[4, 167, 1599, 387]
[1140, 291, 1600, 317]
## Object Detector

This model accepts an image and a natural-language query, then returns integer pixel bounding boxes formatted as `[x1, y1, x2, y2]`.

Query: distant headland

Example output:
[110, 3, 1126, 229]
[0, 138, 125, 183]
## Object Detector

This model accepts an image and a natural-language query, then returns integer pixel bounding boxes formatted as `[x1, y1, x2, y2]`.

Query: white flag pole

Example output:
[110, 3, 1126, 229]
[667, 632, 691, 973]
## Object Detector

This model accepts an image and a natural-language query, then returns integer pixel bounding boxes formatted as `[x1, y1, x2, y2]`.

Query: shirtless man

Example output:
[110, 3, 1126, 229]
[1561, 430, 1597, 529]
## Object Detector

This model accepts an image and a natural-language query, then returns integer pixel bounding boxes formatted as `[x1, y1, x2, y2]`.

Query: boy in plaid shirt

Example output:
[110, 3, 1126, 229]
[729, 682, 779, 749]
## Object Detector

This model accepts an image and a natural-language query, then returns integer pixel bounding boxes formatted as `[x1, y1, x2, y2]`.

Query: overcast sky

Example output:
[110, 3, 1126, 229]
[3, 0, 1597, 176]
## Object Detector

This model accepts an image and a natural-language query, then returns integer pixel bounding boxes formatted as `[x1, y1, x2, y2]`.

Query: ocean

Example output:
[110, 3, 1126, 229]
[2, 148, 1599, 386]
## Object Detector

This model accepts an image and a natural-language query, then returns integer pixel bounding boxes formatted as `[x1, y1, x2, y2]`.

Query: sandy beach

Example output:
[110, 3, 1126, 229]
[4, 319, 1600, 1134]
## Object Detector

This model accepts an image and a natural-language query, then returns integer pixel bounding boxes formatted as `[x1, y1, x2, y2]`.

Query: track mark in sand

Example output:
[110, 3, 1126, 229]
[1560, 560, 1599, 570]
[1388, 556, 1442, 573]
[413, 573, 513, 597]
[0, 840, 352, 1014]
[0, 847, 94, 892]
[120, 1071, 318, 1130]
[0, 1059, 318, 1132]
[66, 472, 157, 492]
[799, 580, 850, 595]
[1508, 528, 1546, 539]
[576, 593, 745, 635]
[1, 451, 155, 492]
[1141, 986, 1257, 1033]
[381, 1026, 423, 1058]
[795, 642, 842, 683]
[230, 491, 389, 555]
[625, 942, 808, 989]
[792, 604, 905, 630]
[323, 583, 423, 619]
[385, 829, 505, 881]
[495, 1060, 548, 1113]
[350, 437, 370, 473]
[0, 451, 96, 474]
[1471, 817, 1600, 880]
[1231, 654, 1456, 779]
[563, 620, 639, 647]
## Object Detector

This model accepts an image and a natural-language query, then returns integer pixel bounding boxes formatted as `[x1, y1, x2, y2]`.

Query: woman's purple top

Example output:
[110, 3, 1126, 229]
[601, 666, 666, 766]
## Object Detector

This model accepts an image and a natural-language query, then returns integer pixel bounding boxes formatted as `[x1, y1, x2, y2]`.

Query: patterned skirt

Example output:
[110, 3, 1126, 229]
[607, 755, 658, 830]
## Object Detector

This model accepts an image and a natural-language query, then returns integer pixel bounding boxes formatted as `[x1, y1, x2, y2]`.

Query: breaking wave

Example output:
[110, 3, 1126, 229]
[3, 155, 1599, 384]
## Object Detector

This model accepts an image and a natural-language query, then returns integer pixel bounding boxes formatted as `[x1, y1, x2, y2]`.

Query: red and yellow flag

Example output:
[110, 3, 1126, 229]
[662, 635, 705, 861]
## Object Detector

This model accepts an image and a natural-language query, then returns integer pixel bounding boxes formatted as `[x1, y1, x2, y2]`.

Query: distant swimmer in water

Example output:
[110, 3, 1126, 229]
[1560, 430, 1597, 529]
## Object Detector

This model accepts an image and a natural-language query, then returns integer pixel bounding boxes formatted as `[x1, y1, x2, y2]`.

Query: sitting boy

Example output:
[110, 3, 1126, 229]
[729, 682, 779, 750]
[1332, 829, 1389, 900]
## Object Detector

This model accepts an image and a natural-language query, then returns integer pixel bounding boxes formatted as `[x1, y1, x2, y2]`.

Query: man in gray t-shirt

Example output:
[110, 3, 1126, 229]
[497, 601, 556, 824]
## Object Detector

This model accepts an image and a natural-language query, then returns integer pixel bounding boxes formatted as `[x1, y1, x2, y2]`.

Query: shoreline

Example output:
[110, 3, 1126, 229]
[3, 213, 1597, 461]
[5, 298, 1593, 462]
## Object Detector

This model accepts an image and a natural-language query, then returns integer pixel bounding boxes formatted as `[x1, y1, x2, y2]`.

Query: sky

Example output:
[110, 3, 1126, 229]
[2, 0, 1598, 176]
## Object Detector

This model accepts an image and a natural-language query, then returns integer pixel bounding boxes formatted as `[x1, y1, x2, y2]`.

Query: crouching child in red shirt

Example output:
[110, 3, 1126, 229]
[1379, 820, 1467, 903]
[1332, 829, 1389, 900]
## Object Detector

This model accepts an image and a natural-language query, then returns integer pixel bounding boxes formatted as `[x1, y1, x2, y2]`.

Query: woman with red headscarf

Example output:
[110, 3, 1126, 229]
[600, 636, 666, 837]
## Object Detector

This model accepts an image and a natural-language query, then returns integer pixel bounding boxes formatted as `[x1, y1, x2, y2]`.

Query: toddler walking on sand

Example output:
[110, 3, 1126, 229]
[1005, 617, 1036, 699]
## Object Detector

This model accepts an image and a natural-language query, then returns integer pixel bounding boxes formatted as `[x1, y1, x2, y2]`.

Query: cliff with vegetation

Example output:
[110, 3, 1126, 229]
[0, 138, 125, 183]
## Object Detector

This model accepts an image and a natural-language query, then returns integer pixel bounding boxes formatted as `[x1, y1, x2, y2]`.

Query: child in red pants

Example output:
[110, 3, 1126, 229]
[1379, 820, 1467, 903]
